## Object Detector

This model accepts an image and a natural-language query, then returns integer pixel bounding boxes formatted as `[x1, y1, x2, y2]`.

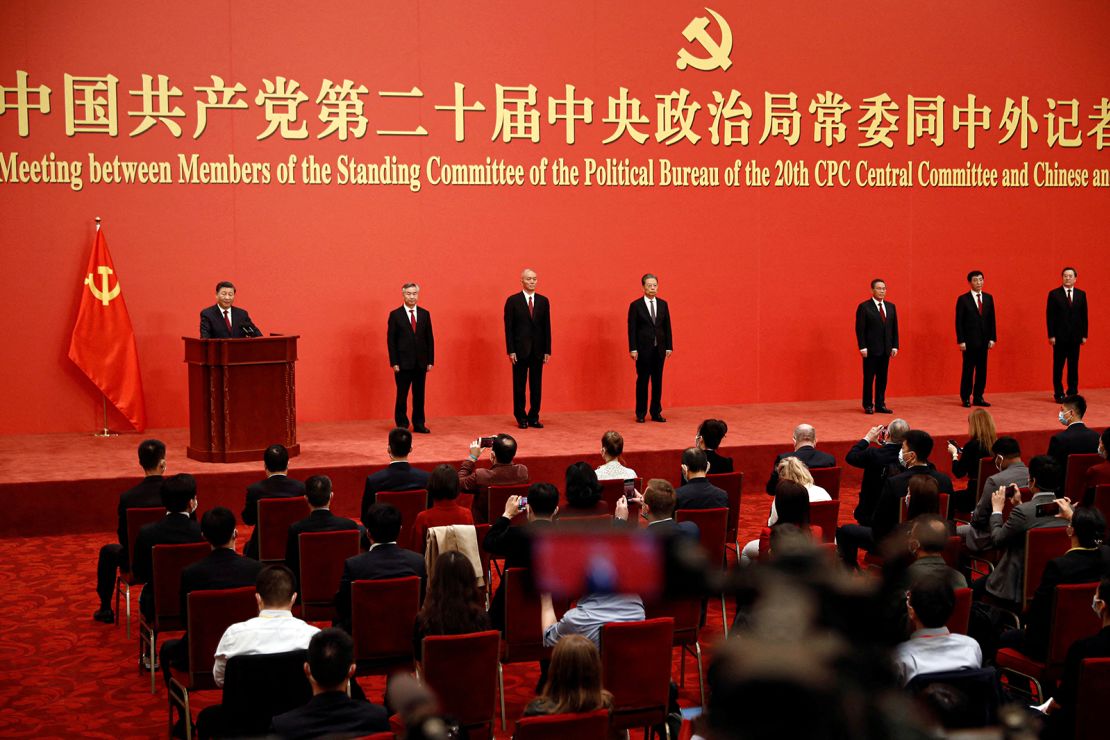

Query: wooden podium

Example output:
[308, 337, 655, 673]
[183, 336, 300, 463]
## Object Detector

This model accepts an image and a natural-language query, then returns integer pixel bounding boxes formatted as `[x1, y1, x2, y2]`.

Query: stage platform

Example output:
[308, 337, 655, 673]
[1, 389, 1105, 538]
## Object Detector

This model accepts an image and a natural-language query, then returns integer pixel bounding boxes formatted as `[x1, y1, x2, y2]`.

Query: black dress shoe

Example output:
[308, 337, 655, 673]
[651, 415, 667, 423]
[413, 426, 431, 434]
[529, 420, 544, 429]
[864, 406, 874, 415]
[635, 416, 645, 423]
[972, 398, 991, 407]
[962, 399, 971, 408]
[875, 406, 893, 414]
[1054, 394, 1065, 402]
[518, 421, 529, 429]
[93, 608, 114, 624]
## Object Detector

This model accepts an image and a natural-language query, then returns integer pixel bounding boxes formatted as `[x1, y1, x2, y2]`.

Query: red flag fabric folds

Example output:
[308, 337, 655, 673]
[68, 225, 147, 431]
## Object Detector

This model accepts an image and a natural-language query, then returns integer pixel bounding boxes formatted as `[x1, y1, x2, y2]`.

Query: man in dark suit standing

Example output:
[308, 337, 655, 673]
[387, 283, 434, 433]
[855, 278, 899, 414]
[628, 273, 673, 423]
[955, 270, 997, 407]
[285, 475, 362, 588]
[199, 281, 261, 338]
[132, 473, 204, 621]
[243, 444, 306, 560]
[361, 428, 430, 522]
[1046, 266, 1088, 401]
[504, 268, 551, 429]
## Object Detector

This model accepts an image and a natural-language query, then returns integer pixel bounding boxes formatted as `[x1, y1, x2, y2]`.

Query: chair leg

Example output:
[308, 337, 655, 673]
[720, 594, 729, 638]
[498, 662, 506, 731]
[114, 576, 122, 627]
[679, 645, 686, 688]
[123, 584, 131, 639]
[150, 630, 157, 694]
[694, 641, 705, 710]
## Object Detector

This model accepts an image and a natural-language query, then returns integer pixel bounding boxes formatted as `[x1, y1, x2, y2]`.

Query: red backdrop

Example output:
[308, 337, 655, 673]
[1, 0, 1107, 434]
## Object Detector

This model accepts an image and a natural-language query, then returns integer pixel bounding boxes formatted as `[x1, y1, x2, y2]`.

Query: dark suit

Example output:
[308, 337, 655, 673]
[334, 543, 427, 632]
[681, 450, 733, 484]
[1047, 423, 1100, 483]
[484, 516, 553, 631]
[199, 304, 260, 338]
[1046, 285, 1088, 397]
[855, 298, 898, 410]
[242, 474, 307, 560]
[955, 291, 997, 402]
[764, 446, 837, 494]
[95, 475, 165, 609]
[675, 478, 728, 510]
[845, 439, 902, 525]
[504, 291, 552, 424]
[871, 464, 954, 544]
[361, 462, 430, 523]
[1051, 626, 1110, 739]
[270, 691, 389, 739]
[627, 296, 673, 419]
[132, 513, 205, 621]
[387, 305, 435, 429]
[284, 509, 362, 588]
[1021, 546, 1110, 660]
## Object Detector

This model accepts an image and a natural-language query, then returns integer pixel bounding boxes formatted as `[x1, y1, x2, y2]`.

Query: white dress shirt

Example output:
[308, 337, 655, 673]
[212, 609, 320, 686]
[892, 627, 982, 685]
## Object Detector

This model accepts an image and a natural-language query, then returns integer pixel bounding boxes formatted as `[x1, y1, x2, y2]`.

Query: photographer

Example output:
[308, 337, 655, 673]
[458, 433, 528, 522]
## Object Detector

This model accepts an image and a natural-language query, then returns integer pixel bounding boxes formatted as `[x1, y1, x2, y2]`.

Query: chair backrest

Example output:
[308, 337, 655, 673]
[503, 567, 549, 663]
[975, 457, 999, 494]
[1047, 583, 1102, 665]
[1064, 453, 1103, 503]
[488, 483, 532, 527]
[599, 478, 642, 512]
[125, 507, 165, 573]
[706, 472, 742, 542]
[351, 576, 421, 663]
[422, 630, 501, 729]
[299, 530, 361, 606]
[808, 466, 841, 499]
[644, 598, 700, 645]
[220, 649, 313, 735]
[257, 497, 310, 561]
[675, 507, 728, 567]
[906, 666, 999, 728]
[376, 490, 428, 552]
[808, 499, 840, 543]
[600, 618, 674, 725]
[1023, 527, 1072, 608]
[151, 542, 211, 621]
[514, 709, 611, 740]
[1076, 657, 1110, 740]
[947, 588, 973, 635]
[941, 535, 962, 569]
[185, 586, 258, 674]
[1092, 485, 1110, 524]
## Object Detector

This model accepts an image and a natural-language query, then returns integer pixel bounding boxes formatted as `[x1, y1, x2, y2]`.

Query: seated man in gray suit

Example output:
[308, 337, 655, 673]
[962, 436, 1030, 552]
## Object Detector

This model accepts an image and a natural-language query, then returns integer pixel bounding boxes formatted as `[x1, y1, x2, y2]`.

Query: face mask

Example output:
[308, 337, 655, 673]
[1094, 598, 1103, 617]
[898, 449, 908, 467]
[1059, 412, 1069, 426]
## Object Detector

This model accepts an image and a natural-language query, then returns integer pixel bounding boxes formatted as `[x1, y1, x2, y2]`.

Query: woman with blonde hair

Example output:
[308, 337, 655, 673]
[521, 634, 616, 734]
[946, 408, 997, 512]
[740, 456, 831, 563]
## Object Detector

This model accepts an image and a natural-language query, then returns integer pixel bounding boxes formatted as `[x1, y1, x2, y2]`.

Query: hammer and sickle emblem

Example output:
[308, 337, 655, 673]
[676, 7, 733, 72]
[84, 265, 120, 306]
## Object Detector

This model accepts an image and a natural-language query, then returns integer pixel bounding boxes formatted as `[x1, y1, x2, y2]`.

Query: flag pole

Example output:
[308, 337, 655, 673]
[90, 216, 118, 438]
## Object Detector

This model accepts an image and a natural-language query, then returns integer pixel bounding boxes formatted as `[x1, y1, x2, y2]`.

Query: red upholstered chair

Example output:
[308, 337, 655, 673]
[1064, 453, 1103, 503]
[808, 466, 841, 499]
[1076, 657, 1110, 740]
[167, 586, 257, 740]
[974, 457, 999, 498]
[707, 472, 742, 557]
[600, 618, 674, 736]
[941, 535, 963, 569]
[599, 477, 642, 512]
[646, 598, 705, 708]
[487, 483, 531, 527]
[1092, 485, 1110, 523]
[138, 542, 210, 693]
[947, 587, 973, 635]
[500, 568, 551, 728]
[298, 529, 361, 622]
[115, 506, 164, 638]
[676, 506, 730, 635]
[257, 497, 310, 562]
[808, 499, 840, 544]
[376, 490, 428, 553]
[1022, 527, 1071, 609]
[996, 582, 1101, 703]
[421, 630, 501, 739]
[898, 493, 950, 522]
[351, 576, 421, 676]
[514, 709, 611, 740]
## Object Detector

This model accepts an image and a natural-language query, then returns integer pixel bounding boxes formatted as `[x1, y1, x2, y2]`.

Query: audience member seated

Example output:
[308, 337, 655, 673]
[893, 576, 982, 685]
[270, 628, 390, 739]
[945, 408, 997, 513]
[904, 474, 951, 526]
[906, 514, 967, 591]
[1004, 503, 1110, 661]
[132, 473, 204, 623]
[683, 418, 733, 483]
[284, 474, 361, 587]
[1082, 427, 1110, 504]
[594, 430, 637, 481]
[409, 463, 474, 552]
[522, 633, 618, 737]
[1039, 576, 1110, 740]
[361, 427, 430, 523]
[243, 444, 307, 559]
[335, 503, 426, 633]
[974, 455, 1067, 609]
[744, 460, 829, 563]
[561, 462, 607, 518]
[161, 506, 264, 683]
[1047, 394, 1099, 482]
[871, 430, 954, 546]
[839, 419, 909, 567]
[615, 478, 698, 540]
[485, 482, 559, 631]
[764, 423, 836, 494]
[460, 433, 529, 523]
[675, 448, 728, 510]
[541, 587, 645, 647]
[749, 481, 819, 562]
[413, 551, 491, 661]
[963, 436, 1029, 552]
[94, 438, 169, 624]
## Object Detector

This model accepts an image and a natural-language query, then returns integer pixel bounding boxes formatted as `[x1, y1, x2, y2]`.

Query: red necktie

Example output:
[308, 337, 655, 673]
[1067, 289, 1073, 306]
[409, 310, 416, 332]
[879, 302, 886, 322]
[528, 295, 534, 318]
[976, 294, 982, 314]
[222, 309, 232, 332]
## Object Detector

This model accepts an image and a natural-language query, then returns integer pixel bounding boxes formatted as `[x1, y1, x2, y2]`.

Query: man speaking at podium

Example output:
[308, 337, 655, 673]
[200, 281, 261, 338]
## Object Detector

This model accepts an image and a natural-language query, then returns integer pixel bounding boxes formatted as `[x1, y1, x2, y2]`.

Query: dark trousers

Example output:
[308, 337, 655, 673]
[861, 353, 890, 409]
[836, 524, 875, 568]
[1052, 341, 1081, 397]
[960, 345, 988, 401]
[96, 543, 124, 609]
[511, 354, 544, 423]
[393, 368, 427, 427]
[634, 347, 666, 419]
